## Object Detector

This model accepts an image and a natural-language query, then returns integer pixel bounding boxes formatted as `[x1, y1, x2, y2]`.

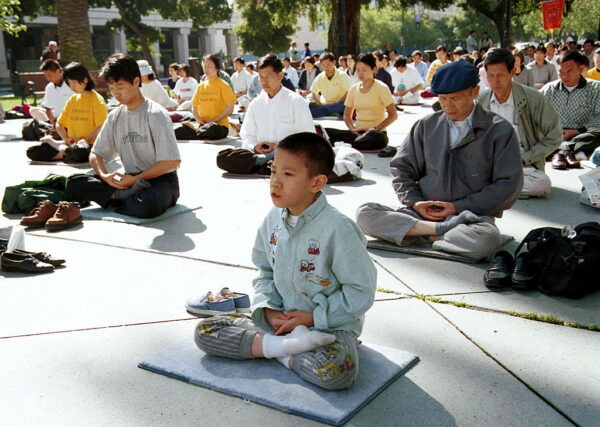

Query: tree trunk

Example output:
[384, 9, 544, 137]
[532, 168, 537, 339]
[328, 0, 361, 56]
[114, 0, 155, 69]
[56, 0, 97, 69]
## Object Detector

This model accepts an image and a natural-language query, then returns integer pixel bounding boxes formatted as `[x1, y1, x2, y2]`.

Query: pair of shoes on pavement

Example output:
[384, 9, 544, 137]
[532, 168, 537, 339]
[551, 150, 581, 170]
[0, 238, 65, 274]
[186, 287, 251, 317]
[484, 251, 536, 290]
[20, 200, 82, 231]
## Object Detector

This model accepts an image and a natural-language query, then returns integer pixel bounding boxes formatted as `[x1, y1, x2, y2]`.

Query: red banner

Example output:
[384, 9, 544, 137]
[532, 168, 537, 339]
[541, 0, 564, 31]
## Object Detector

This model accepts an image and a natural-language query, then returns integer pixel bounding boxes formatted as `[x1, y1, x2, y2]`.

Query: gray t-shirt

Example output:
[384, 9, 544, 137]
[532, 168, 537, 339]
[92, 99, 180, 174]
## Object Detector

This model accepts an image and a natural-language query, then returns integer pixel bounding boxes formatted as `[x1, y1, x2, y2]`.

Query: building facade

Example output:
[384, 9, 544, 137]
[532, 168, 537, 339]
[1, 7, 241, 84]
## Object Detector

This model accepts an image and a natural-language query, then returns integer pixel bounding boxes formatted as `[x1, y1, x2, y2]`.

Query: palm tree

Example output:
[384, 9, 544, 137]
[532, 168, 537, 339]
[56, 0, 97, 68]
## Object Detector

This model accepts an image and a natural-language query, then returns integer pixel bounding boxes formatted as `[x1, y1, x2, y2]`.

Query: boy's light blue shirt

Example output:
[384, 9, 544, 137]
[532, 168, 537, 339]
[251, 192, 377, 337]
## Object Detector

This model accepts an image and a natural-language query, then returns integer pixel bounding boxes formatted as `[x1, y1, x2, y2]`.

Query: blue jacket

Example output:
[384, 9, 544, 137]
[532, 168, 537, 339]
[251, 192, 377, 336]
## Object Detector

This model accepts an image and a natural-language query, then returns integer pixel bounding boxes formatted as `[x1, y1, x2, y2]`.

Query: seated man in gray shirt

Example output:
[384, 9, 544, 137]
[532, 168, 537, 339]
[356, 61, 523, 261]
[66, 54, 181, 219]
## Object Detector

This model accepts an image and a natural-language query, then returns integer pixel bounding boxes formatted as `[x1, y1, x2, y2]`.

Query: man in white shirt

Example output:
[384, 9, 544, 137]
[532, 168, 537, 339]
[217, 54, 315, 175]
[282, 57, 299, 90]
[29, 59, 74, 125]
[390, 56, 424, 105]
[478, 48, 562, 197]
[231, 57, 253, 109]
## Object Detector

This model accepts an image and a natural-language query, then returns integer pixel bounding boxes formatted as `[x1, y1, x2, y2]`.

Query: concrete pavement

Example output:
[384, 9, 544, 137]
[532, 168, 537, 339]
[0, 104, 598, 426]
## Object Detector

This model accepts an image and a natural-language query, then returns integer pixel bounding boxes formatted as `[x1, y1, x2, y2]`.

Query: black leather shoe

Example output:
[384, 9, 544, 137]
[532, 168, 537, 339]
[1, 252, 55, 274]
[378, 146, 397, 158]
[484, 250, 514, 289]
[512, 253, 536, 290]
[13, 249, 65, 267]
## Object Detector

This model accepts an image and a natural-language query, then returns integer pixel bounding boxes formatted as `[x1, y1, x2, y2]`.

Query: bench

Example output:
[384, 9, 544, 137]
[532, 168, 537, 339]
[15, 70, 110, 106]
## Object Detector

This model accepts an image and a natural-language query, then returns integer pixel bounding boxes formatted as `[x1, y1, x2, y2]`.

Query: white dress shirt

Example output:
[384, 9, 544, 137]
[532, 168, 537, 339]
[240, 86, 315, 150]
[283, 65, 299, 89]
[488, 91, 522, 149]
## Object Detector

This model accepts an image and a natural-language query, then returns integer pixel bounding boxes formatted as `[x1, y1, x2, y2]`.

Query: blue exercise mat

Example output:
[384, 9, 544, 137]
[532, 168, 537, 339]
[139, 339, 418, 426]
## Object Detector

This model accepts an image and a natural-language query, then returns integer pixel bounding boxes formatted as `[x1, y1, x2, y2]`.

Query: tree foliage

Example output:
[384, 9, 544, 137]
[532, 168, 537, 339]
[0, 0, 26, 35]
[234, 0, 298, 56]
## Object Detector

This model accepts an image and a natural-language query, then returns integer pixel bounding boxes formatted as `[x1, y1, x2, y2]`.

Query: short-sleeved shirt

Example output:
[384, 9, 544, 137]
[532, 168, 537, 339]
[173, 77, 198, 101]
[41, 80, 74, 116]
[345, 80, 394, 130]
[586, 68, 600, 82]
[310, 68, 351, 104]
[92, 99, 181, 175]
[390, 67, 424, 93]
[57, 90, 107, 142]
[191, 77, 237, 127]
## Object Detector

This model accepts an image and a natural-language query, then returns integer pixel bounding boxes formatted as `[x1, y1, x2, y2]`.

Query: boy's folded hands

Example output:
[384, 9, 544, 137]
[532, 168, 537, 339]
[264, 308, 315, 335]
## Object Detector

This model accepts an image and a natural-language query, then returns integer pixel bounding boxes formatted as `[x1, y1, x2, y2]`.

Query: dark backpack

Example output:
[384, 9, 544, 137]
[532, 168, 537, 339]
[515, 222, 600, 299]
[22, 118, 46, 140]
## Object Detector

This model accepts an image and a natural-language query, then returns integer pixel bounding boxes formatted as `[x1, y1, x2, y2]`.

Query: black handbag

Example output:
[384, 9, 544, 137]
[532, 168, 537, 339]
[515, 222, 600, 299]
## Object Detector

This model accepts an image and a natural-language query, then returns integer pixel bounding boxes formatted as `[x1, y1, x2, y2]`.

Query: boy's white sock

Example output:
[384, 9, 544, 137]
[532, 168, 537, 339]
[262, 325, 336, 359]
[276, 356, 291, 369]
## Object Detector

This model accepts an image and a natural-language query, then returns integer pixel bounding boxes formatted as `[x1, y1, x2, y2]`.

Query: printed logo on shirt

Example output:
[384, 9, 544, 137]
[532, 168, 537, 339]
[299, 259, 316, 272]
[122, 131, 148, 145]
[308, 239, 320, 255]
[270, 226, 280, 246]
[300, 272, 332, 287]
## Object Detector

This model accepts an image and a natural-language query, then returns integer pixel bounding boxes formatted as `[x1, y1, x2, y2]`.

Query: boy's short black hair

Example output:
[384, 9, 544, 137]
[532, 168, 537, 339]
[246, 63, 255, 70]
[559, 49, 589, 66]
[258, 53, 283, 73]
[203, 54, 221, 70]
[304, 56, 316, 65]
[40, 59, 61, 72]
[233, 57, 245, 65]
[283, 57, 291, 63]
[100, 54, 141, 87]
[277, 132, 334, 177]
[169, 63, 180, 71]
[436, 45, 447, 53]
[394, 56, 408, 68]
[357, 52, 376, 69]
[535, 45, 547, 54]
[320, 52, 336, 62]
[64, 62, 95, 90]
[483, 48, 515, 72]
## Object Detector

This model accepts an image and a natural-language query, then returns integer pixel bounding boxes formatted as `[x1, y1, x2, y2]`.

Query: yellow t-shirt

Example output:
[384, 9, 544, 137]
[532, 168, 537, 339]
[345, 80, 394, 130]
[57, 90, 107, 142]
[586, 68, 600, 81]
[191, 77, 236, 127]
[310, 68, 351, 104]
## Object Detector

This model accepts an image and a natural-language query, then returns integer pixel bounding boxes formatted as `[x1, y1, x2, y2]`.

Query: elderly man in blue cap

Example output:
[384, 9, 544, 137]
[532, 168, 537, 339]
[356, 60, 523, 261]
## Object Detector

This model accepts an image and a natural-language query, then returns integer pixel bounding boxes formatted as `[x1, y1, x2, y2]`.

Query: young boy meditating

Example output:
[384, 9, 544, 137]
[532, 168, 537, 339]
[193, 132, 377, 390]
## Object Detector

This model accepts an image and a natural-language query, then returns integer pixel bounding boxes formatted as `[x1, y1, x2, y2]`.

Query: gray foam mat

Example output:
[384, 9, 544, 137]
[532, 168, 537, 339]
[139, 339, 418, 426]
[81, 204, 201, 224]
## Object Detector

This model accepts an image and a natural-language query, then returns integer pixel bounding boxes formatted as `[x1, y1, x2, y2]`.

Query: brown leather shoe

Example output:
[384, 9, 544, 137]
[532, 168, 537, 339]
[565, 151, 581, 168]
[45, 202, 82, 231]
[551, 152, 567, 170]
[20, 200, 58, 228]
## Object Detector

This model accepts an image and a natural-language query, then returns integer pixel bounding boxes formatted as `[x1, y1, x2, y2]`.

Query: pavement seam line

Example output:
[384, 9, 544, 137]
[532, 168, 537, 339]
[416, 298, 580, 426]
[373, 260, 599, 332]
[0, 317, 198, 340]
[27, 232, 258, 271]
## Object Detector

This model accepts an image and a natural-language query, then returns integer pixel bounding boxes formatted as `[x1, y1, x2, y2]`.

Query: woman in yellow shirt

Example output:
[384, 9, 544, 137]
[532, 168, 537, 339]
[26, 62, 107, 163]
[325, 52, 397, 151]
[175, 54, 236, 140]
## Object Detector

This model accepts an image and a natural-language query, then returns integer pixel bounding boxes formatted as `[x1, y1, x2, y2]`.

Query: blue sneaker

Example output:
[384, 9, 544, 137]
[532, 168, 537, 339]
[220, 287, 251, 313]
[186, 291, 236, 317]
